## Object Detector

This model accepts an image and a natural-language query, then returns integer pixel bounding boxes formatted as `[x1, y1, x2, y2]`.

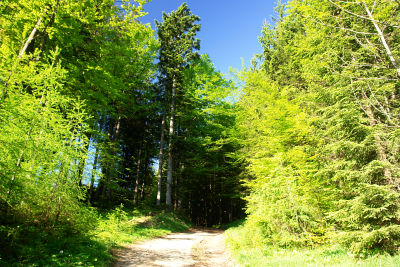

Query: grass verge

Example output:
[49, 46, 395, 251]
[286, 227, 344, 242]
[0, 206, 190, 266]
[224, 221, 400, 267]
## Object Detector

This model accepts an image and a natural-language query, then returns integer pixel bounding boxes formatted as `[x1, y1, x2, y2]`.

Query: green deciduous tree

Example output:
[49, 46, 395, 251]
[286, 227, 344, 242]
[234, 69, 327, 246]
[0, 0, 157, 239]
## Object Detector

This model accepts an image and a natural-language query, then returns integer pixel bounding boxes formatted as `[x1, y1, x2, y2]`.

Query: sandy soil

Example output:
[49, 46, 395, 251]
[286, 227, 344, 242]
[114, 229, 236, 267]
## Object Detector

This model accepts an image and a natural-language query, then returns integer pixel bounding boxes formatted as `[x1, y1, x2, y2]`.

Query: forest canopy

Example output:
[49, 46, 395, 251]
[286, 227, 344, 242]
[1, 0, 400, 265]
[233, 0, 400, 256]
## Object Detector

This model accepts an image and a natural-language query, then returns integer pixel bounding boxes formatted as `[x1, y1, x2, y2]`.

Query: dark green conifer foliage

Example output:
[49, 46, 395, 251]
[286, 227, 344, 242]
[155, 3, 201, 208]
[233, 0, 400, 255]
[176, 55, 244, 225]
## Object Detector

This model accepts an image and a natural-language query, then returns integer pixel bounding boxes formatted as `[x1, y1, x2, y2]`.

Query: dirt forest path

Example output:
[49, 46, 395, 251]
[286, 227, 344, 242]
[114, 229, 236, 267]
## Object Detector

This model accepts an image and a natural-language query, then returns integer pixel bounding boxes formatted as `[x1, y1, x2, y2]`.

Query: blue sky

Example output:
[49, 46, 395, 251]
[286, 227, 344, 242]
[138, 0, 278, 74]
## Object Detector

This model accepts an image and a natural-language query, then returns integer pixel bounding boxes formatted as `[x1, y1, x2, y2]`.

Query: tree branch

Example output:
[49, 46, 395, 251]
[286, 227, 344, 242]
[363, 2, 400, 77]
[328, 0, 400, 28]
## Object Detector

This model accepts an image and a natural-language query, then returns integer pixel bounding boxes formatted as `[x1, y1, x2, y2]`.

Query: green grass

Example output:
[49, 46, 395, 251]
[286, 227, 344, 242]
[0, 206, 191, 266]
[94, 206, 190, 248]
[225, 221, 400, 267]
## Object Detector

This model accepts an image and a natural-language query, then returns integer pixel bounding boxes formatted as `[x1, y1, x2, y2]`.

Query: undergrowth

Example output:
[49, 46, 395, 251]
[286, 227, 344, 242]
[0, 205, 190, 266]
[225, 220, 400, 267]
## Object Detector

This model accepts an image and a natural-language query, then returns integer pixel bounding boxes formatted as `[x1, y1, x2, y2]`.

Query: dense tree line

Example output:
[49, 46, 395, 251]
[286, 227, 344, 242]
[0, 2, 243, 260]
[2, 0, 398, 261]
[235, 0, 400, 255]
[0, 0, 158, 245]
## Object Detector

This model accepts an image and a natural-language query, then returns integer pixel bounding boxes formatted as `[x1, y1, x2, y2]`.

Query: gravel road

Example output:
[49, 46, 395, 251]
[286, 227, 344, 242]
[114, 229, 236, 267]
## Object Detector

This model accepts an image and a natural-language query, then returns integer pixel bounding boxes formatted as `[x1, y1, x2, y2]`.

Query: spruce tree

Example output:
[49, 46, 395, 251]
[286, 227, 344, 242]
[155, 3, 200, 208]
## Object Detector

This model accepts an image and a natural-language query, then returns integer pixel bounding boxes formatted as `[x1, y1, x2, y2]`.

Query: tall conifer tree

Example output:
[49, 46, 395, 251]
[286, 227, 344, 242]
[155, 3, 200, 208]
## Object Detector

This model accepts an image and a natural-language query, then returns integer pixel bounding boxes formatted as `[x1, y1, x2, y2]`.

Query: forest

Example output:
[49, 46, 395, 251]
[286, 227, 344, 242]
[1, 0, 400, 266]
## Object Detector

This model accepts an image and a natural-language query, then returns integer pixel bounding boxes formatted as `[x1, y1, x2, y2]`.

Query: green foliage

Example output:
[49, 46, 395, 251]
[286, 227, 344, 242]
[230, 0, 400, 258]
[94, 206, 190, 246]
[0, 206, 106, 266]
[156, 2, 201, 79]
[1, 1, 240, 264]
[233, 69, 328, 246]
[4, 0, 400, 264]
[0, 206, 190, 266]
[290, 0, 400, 255]
[0, 47, 90, 232]
[171, 55, 244, 226]
[155, 1, 201, 112]
[0, 0, 162, 263]
[225, 223, 400, 266]
[332, 184, 400, 255]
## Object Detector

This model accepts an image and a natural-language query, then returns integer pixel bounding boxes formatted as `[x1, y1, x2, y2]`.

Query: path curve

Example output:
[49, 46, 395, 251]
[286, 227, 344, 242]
[114, 229, 236, 267]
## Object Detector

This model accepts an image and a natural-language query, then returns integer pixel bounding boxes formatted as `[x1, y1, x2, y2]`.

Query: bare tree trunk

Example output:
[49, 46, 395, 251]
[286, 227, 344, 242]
[174, 163, 178, 210]
[18, 18, 43, 58]
[156, 113, 166, 206]
[363, 3, 400, 78]
[166, 77, 176, 208]
[189, 192, 192, 221]
[204, 191, 208, 226]
[88, 142, 100, 204]
[134, 141, 143, 205]
[219, 196, 223, 225]
[362, 91, 395, 187]
[6, 91, 46, 200]
[177, 162, 184, 210]
[177, 132, 187, 210]
[77, 133, 91, 186]
[17, 1, 59, 58]
[140, 155, 149, 201]
[102, 116, 121, 202]
[229, 199, 233, 222]
[140, 172, 145, 201]
[35, 0, 60, 62]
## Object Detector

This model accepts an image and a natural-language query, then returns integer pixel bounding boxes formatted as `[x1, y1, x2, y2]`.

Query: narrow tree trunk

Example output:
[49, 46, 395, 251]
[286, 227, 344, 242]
[229, 199, 233, 222]
[2, 5, 53, 100]
[363, 3, 400, 77]
[102, 116, 121, 202]
[36, 0, 60, 61]
[133, 141, 143, 205]
[18, 18, 42, 58]
[18, 1, 59, 58]
[166, 77, 176, 208]
[156, 113, 166, 206]
[219, 196, 223, 225]
[108, 116, 121, 200]
[140, 155, 149, 200]
[362, 91, 395, 187]
[100, 120, 113, 200]
[189, 192, 192, 221]
[174, 162, 177, 210]
[6, 92, 46, 200]
[88, 142, 100, 204]
[177, 133, 187, 210]
[204, 192, 208, 226]
[77, 133, 91, 186]
[177, 162, 184, 210]
[174, 121, 181, 211]
[140, 172, 145, 201]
